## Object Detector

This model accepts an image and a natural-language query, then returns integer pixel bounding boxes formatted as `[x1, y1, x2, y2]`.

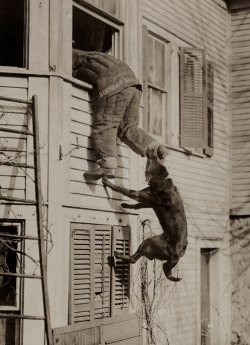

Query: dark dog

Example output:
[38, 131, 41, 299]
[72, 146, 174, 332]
[102, 148, 188, 282]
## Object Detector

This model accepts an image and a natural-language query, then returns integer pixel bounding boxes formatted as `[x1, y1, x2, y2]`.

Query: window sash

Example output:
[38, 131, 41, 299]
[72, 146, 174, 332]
[143, 25, 169, 142]
[72, 1, 122, 58]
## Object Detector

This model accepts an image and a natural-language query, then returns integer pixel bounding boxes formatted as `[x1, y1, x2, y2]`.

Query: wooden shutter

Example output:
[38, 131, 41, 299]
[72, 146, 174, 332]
[180, 47, 206, 148]
[69, 224, 94, 324]
[204, 61, 214, 156]
[111, 226, 130, 316]
[142, 25, 149, 131]
[94, 225, 112, 320]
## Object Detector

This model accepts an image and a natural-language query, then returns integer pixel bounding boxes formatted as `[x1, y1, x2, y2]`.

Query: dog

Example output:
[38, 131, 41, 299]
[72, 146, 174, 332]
[102, 148, 188, 282]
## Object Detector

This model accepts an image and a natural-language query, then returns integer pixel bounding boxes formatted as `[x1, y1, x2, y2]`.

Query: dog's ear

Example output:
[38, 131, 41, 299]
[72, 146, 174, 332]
[158, 164, 169, 179]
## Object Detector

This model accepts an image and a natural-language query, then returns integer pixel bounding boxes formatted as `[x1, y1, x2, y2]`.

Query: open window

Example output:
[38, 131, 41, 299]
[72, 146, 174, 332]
[72, 1, 121, 79]
[0, 222, 23, 345]
[69, 223, 130, 324]
[0, 0, 27, 68]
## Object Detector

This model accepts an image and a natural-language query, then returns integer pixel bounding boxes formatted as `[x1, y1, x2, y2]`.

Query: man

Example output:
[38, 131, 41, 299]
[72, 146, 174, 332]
[73, 49, 169, 180]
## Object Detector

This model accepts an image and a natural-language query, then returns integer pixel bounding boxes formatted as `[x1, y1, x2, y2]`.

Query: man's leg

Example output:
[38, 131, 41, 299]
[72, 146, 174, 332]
[118, 87, 169, 159]
[84, 92, 128, 180]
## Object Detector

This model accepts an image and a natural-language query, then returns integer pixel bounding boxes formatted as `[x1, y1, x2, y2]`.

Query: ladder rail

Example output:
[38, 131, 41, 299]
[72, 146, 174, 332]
[0, 95, 54, 345]
[32, 95, 54, 345]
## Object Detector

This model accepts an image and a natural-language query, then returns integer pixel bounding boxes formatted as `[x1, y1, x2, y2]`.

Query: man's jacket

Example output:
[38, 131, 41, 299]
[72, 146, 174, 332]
[73, 49, 141, 104]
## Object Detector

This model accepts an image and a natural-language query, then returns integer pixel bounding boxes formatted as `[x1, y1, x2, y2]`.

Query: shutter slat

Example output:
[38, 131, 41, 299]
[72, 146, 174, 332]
[204, 61, 214, 156]
[180, 47, 206, 148]
[111, 226, 131, 317]
[70, 224, 94, 324]
[94, 227, 111, 319]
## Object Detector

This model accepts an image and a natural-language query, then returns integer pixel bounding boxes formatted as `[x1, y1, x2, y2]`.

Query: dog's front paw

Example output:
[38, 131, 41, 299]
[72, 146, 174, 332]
[114, 251, 122, 259]
[102, 176, 113, 188]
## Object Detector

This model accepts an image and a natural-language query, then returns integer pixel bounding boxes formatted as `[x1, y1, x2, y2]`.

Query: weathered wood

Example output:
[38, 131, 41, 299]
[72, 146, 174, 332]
[32, 95, 53, 345]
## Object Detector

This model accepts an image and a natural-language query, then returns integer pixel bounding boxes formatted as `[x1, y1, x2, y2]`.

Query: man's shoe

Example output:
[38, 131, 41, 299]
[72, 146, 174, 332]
[84, 167, 116, 180]
[157, 145, 169, 160]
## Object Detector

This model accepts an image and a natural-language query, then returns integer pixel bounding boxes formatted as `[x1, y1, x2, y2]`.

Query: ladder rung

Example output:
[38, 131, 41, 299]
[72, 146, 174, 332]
[0, 313, 45, 320]
[0, 161, 35, 169]
[0, 233, 39, 240]
[0, 196, 36, 204]
[0, 95, 33, 104]
[0, 127, 34, 136]
[0, 272, 42, 279]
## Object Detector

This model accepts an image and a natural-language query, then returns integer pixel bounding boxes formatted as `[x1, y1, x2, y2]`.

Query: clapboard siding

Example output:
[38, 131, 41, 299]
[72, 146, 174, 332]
[141, 1, 230, 344]
[69, 86, 130, 208]
[231, 9, 250, 215]
[0, 76, 29, 199]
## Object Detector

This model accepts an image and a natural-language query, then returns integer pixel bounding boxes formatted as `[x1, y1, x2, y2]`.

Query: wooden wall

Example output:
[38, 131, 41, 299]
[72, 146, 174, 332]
[230, 8, 250, 215]
[140, 0, 231, 344]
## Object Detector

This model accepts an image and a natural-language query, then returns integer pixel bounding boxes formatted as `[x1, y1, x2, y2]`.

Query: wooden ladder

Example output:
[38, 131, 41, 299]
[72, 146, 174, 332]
[0, 95, 53, 345]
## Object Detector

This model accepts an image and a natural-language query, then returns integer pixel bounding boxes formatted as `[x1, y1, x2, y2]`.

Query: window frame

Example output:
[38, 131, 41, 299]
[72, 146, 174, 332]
[72, 1, 123, 65]
[0, 0, 29, 70]
[0, 222, 23, 312]
[143, 26, 171, 143]
[196, 239, 222, 345]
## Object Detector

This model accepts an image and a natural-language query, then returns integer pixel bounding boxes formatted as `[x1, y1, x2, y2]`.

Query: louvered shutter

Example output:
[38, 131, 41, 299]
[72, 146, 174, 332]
[180, 47, 206, 148]
[142, 25, 149, 131]
[69, 224, 94, 324]
[204, 61, 214, 156]
[94, 225, 112, 319]
[111, 226, 130, 316]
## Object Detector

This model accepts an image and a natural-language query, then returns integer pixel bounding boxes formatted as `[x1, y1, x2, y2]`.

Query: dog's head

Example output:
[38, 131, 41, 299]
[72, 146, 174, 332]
[145, 148, 169, 182]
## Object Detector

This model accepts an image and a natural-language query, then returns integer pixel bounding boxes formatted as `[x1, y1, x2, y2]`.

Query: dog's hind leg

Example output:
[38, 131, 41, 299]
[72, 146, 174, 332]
[114, 249, 143, 264]
[163, 260, 181, 282]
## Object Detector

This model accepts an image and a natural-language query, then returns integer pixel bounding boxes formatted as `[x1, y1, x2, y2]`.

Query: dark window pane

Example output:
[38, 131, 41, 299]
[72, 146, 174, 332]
[0, 0, 25, 67]
[73, 6, 114, 53]
[0, 226, 18, 307]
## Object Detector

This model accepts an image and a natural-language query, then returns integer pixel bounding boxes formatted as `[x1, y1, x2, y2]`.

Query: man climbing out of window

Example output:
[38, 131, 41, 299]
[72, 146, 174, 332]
[73, 49, 169, 180]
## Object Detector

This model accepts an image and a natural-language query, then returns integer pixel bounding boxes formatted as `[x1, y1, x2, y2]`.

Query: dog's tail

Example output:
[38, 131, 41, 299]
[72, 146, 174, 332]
[165, 273, 182, 282]
[163, 262, 182, 282]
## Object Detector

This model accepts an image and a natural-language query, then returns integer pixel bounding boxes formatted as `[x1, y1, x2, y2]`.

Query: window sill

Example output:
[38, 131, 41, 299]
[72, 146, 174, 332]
[0, 67, 93, 91]
[165, 143, 205, 158]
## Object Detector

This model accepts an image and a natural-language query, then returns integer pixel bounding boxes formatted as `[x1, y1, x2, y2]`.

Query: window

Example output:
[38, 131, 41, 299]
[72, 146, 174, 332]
[72, 2, 121, 64]
[0, 222, 23, 345]
[69, 223, 130, 324]
[0, 0, 27, 68]
[143, 26, 169, 141]
[180, 48, 214, 156]
[142, 25, 214, 155]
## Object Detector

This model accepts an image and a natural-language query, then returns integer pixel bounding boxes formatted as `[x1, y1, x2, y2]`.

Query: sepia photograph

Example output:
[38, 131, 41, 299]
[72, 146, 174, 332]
[0, 0, 249, 344]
